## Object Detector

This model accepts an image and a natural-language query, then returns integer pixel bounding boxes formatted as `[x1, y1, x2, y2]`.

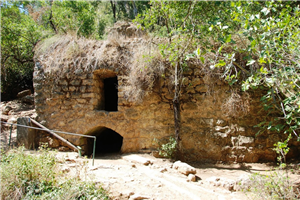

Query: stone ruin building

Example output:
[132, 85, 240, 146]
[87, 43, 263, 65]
[31, 22, 299, 163]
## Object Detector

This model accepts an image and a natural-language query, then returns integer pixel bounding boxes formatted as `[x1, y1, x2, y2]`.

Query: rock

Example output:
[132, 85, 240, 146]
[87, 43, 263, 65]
[65, 152, 79, 161]
[2, 106, 12, 115]
[1, 115, 9, 122]
[172, 161, 196, 175]
[8, 117, 17, 124]
[17, 89, 31, 98]
[21, 95, 34, 105]
[159, 168, 167, 173]
[58, 146, 70, 152]
[61, 165, 70, 173]
[206, 176, 236, 192]
[17, 117, 36, 149]
[187, 174, 197, 182]
[123, 191, 135, 198]
[123, 155, 152, 166]
[129, 194, 150, 200]
[235, 174, 251, 191]
[40, 136, 60, 148]
[151, 151, 164, 158]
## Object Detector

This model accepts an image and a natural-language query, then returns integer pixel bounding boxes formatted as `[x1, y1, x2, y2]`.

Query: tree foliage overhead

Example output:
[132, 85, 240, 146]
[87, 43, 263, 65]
[1, 0, 150, 100]
[1, 3, 46, 99]
[136, 0, 300, 155]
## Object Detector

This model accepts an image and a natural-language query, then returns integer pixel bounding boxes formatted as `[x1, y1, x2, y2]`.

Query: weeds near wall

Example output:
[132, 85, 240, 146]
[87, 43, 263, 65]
[0, 146, 110, 200]
[241, 135, 300, 200]
[154, 136, 177, 159]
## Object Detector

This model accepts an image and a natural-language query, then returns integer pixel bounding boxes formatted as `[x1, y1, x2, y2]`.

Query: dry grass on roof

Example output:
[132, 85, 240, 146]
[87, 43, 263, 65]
[34, 33, 166, 103]
[34, 34, 122, 76]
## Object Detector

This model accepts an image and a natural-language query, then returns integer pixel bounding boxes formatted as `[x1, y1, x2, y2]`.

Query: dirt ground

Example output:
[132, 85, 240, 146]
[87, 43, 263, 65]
[1, 100, 300, 200]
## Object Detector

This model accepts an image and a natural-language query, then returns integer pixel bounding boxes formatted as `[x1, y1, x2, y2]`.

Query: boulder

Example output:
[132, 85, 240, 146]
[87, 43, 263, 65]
[172, 161, 196, 175]
[2, 106, 12, 115]
[21, 95, 34, 105]
[123, 155, 152, 166]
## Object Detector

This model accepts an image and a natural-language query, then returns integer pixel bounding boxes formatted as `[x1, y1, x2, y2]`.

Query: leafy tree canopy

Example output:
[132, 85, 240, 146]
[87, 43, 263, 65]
[1, 2, 46, 99]
[136, 0, 300, 148]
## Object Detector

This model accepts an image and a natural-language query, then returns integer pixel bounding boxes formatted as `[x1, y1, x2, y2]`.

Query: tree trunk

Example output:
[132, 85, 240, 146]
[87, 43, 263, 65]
[110, 0, 116, 22]
[49, 0, 57, 34]
[132, 1, 138, 17]
[173, 62, 181, 159]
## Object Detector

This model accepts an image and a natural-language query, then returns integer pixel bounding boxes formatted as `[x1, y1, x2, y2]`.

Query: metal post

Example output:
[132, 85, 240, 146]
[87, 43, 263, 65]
[92, 137, 96, 166]
[77, 146, 82, 157]
[8, 124, 13, 147]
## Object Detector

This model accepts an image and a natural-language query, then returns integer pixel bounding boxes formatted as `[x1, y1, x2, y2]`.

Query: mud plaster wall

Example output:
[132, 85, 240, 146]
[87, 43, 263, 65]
[33, 57, 300, 163]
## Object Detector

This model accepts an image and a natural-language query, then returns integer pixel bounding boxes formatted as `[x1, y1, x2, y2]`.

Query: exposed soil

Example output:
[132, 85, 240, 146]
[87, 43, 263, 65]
[1, 100, 300, 200]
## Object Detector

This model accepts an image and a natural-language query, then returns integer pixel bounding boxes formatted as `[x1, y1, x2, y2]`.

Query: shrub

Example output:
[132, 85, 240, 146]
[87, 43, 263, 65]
[0, 147, 110, 200]
[243, 170, 300, 200]
[155, 136, 177, 159]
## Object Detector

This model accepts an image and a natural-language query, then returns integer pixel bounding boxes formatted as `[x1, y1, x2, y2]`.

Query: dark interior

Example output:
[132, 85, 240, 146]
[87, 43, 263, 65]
[85, 127, 123, 156]
[104, 77, 118, 111]
[96, 128, 123, 154]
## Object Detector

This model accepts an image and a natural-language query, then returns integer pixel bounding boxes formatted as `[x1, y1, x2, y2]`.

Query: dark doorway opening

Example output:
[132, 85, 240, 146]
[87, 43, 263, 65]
[96, 128, 123, 154]
[104, 77, 118, 111]
[85, 127, 123, 156]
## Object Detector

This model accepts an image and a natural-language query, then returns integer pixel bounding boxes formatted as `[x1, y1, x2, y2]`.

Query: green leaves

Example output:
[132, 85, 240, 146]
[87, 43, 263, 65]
[137, 0, 300, 144]
[261, 7, 270, 16]
[1, 3, 46, 98]
[52, 1, 97, 38]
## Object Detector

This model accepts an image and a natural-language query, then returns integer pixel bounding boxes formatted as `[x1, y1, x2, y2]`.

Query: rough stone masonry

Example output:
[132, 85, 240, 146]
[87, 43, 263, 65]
[33, 23, 299, 163]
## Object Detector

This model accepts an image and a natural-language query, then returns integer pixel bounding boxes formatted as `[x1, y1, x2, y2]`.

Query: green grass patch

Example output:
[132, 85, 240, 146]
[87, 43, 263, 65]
[0, 146, 110, 200]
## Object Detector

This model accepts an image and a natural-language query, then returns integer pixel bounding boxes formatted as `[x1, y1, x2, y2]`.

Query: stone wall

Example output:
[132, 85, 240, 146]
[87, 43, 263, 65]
[33, 57, 300, 163]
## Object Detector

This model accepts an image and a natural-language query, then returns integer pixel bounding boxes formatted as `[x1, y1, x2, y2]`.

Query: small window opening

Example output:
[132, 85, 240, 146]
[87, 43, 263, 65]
[104, 77, 118, 111]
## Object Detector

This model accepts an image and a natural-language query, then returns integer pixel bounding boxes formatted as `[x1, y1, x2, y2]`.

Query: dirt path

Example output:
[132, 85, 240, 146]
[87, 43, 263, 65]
[2, 100, 300, 200]
[57, 152, 272, 200]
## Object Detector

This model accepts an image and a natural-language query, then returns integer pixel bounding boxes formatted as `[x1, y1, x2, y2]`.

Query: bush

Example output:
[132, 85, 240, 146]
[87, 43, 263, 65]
[0, 146, 110, 200]
[156, 136, 177, 159]
[242, 169, 300, 200]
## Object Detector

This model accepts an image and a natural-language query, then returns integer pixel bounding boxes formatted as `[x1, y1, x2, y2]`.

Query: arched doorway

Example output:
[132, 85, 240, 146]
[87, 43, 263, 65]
[84, 127, 123, 156]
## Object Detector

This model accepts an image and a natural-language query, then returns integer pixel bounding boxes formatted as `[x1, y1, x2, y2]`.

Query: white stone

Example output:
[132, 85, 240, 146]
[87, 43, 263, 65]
[122, 155, 152, 165]
[8, 117, 17, 124]
[172, 161, 196, 175]
[206, 176, 236, 192]
[58, 121, 65, 126]
[187, 174, 197, 182]
[129, 194, 150, 200]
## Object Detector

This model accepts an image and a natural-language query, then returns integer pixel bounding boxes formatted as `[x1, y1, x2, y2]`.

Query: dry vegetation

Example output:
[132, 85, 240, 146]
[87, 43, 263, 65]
[34, 22, 167, 103]
[34, 22, 255, 114]
[222, 90, 251, 118]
